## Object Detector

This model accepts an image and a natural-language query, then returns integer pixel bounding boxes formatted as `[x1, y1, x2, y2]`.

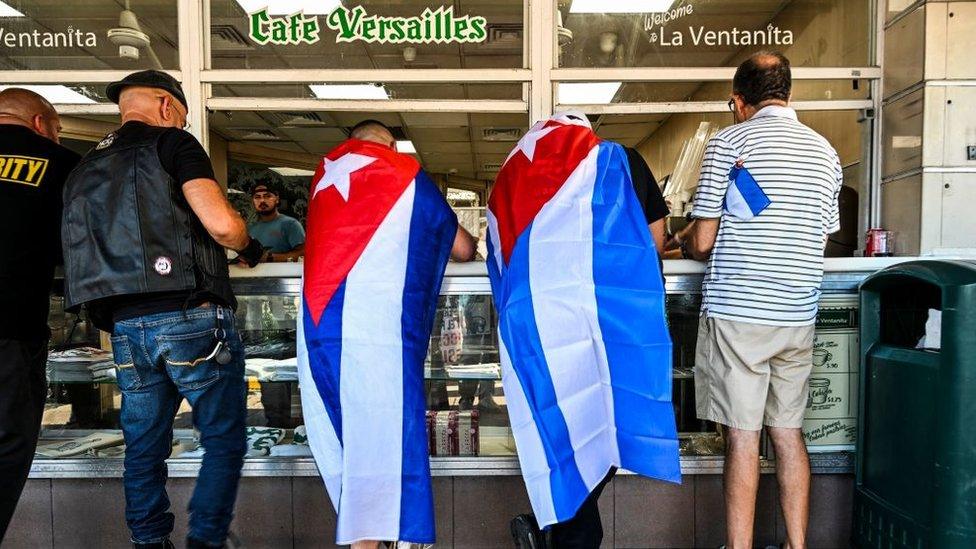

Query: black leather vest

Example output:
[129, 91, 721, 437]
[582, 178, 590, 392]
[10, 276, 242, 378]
[62, 125, 235, 320]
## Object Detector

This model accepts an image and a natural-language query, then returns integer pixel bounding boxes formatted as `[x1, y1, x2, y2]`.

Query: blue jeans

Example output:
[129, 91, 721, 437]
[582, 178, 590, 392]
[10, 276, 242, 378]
[111, 305, 246, 546]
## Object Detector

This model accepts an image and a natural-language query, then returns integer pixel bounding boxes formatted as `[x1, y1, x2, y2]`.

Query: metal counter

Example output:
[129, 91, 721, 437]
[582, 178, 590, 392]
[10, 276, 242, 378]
[32, 261, 891, 479]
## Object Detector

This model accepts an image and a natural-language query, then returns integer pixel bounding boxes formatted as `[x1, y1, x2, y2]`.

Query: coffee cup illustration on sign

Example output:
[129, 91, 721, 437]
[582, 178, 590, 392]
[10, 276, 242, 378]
[807, 378, 831, 407]
[813, 348, 833, 367]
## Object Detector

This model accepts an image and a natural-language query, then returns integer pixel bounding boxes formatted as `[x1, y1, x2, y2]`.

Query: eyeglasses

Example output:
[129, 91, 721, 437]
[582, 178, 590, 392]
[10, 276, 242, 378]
[727, 98, 735, 112]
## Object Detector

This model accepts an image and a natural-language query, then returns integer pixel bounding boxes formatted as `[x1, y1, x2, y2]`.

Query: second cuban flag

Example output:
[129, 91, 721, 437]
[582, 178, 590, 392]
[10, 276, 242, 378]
[486, 113, 681, 527]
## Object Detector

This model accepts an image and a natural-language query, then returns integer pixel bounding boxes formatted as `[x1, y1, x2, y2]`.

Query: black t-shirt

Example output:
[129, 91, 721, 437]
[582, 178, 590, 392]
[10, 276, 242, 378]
[99, 122, 222, 324]
[625, 147, 670, 225]
[0, 124, 80, 340]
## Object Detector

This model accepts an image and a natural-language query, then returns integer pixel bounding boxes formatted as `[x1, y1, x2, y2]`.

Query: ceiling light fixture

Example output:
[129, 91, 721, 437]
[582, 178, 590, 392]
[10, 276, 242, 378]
[569, 0, 674, 14]
[233, 0, 340, 15]
[557, 82, 622, 105]
[0, 2, 24, 17]
[269, 167, 316, 177]
[397, 140, 417, 154]
[308, 84, 390, 100]
[0, 85, 96, 104]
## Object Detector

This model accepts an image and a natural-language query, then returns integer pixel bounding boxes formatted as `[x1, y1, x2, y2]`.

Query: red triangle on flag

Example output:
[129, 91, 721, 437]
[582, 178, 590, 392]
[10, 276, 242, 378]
[303, 139, 420, 325]
[489, 122, 600, 265]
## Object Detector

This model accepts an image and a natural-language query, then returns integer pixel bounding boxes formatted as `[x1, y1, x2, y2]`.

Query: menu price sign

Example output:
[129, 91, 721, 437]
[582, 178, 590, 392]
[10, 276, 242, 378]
[802, 328, 859, 451]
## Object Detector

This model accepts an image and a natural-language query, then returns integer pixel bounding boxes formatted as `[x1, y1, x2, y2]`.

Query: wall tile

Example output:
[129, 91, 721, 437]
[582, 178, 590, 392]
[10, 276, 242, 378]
[4, 479, 53, 549]
[694, 474, 778, 548]
[293, 476, 341, 549]
[453, 476, 532, 549]
[614, 476, 694, 549]
[51, 478, 128, 549]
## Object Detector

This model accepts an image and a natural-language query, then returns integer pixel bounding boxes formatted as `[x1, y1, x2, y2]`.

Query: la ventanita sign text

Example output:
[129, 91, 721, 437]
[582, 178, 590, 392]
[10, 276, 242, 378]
[248, 5, 488, 46]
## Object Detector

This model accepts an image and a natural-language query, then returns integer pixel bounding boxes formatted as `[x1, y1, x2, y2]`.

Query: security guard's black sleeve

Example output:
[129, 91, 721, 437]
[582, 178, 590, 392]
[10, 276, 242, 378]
[624, 146, 670, 224]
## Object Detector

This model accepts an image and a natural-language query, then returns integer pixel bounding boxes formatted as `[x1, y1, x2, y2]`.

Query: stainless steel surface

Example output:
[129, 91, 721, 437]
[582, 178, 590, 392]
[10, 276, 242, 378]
[228, 271, 876, 297]
[29, 453, 855, 478]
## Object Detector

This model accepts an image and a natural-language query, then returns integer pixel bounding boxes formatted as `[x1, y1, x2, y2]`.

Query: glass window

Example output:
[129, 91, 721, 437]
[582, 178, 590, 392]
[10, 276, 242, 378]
[0, 0, 178, 70]
[209, 0, 525, 70]
[556, 0, 871, 68]
[596, 110, 869, 251]
[212, 110, 530, 200]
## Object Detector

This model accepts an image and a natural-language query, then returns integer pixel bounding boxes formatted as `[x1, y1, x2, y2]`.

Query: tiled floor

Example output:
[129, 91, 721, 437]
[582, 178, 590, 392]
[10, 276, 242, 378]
[3, 474, 854, 548]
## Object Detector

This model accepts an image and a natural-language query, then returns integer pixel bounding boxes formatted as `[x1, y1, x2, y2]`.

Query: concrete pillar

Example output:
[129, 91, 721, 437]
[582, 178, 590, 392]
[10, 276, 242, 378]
[882, 1, 976, 255]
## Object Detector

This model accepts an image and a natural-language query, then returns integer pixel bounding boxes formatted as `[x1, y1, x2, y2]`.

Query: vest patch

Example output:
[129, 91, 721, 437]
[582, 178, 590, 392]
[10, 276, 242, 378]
[95, 133, 116, 150]
[0, 155, 49, 187]
[154, 256, 172, 276]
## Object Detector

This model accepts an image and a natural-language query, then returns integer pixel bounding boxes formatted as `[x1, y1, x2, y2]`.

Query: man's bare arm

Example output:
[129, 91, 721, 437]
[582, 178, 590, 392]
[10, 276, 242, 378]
[671, 218, 720, 261]
[182, 178, 250, 251]
[451, 226, 476, 262]
[649, 219, 666, 257]
[687, 218, 720, 260]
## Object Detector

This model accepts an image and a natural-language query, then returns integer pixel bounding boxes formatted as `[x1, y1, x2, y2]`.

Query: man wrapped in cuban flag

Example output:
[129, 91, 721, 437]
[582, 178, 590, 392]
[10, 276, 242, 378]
[487, 112, 681, 537]
[298, 121, 474, 547]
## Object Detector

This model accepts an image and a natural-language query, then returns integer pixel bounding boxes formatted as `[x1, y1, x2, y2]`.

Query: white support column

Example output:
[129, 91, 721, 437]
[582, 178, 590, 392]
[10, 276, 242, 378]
[529, 0, 554, 123]
[870, 0, 886, 229]
[179, 0, 207, 149]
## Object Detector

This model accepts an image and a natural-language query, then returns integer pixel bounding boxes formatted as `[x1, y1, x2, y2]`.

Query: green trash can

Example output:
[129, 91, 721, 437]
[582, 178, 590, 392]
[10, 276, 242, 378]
[854, 260, 976, 548]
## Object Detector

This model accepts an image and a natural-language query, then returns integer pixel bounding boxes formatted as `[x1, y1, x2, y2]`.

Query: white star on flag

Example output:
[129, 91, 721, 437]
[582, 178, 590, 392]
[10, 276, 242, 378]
[504, 123, 559, 166]
[312, 153, 377, 201]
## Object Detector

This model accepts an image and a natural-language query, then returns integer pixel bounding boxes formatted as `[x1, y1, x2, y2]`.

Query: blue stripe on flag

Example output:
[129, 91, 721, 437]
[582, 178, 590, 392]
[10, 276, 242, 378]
[498, 222, 590, 521]
[303, 285, 345, 445]
[591, 142, 681, 483]
[397, 172, 456, 543]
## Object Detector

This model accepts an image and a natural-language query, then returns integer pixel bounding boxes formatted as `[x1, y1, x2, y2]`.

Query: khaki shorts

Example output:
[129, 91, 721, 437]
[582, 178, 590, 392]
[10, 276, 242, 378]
[694, 315, 814, 431]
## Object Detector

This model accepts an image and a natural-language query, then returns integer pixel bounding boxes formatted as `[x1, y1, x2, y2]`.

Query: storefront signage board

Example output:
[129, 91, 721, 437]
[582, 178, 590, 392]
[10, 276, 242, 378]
[248, 5, 488, 46]
[642, 3, 794, 48]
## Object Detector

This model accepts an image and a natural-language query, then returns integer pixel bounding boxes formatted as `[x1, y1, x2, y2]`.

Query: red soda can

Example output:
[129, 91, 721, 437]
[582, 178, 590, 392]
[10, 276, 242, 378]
[865, 228, 892, 257]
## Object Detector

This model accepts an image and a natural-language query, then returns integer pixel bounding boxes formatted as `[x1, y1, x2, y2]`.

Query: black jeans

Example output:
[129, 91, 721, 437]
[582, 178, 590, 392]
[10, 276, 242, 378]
[549, 468, 616, 549]
[0, 338, 47, 543]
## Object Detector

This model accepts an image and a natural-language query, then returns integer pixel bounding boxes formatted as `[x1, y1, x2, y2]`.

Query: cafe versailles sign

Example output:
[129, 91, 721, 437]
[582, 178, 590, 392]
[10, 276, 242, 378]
[248, 5, 488, 46]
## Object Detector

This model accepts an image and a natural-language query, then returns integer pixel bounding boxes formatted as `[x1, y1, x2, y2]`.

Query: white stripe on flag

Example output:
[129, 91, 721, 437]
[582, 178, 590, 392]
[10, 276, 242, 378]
[336, 181, 415, 543]
[724, 179, 754, 219]
[528, 145, 620, 491]
[498, 335, 557, 526]
[486, 209, 504, 276]
[297, 290, 344, 512]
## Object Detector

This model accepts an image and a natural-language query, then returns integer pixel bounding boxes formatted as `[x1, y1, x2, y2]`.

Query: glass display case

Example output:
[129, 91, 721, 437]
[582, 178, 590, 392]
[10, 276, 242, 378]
[36, 263, 868, 476]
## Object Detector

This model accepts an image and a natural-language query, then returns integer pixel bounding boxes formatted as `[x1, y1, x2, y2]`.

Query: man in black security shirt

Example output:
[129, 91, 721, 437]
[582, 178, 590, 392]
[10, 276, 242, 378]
[0, 88, 79, 543]
[62, 71, 264, 549]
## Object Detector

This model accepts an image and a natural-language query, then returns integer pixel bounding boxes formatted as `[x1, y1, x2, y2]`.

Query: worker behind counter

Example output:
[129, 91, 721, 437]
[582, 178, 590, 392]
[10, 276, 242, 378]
[247, 182, 305, 262]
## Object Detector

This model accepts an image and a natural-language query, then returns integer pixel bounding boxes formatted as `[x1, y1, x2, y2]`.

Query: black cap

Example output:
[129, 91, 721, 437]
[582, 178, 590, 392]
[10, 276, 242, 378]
[106, 70, 188, 110]
[250, 182, 278, 196]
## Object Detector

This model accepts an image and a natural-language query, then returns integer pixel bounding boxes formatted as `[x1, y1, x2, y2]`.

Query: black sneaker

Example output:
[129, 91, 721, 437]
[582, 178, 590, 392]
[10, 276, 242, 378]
[510, 514, 542, 549]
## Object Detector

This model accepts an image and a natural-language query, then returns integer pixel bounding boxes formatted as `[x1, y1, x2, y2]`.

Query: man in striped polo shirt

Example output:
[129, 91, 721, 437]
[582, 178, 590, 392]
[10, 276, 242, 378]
[675, 51, 842, 549]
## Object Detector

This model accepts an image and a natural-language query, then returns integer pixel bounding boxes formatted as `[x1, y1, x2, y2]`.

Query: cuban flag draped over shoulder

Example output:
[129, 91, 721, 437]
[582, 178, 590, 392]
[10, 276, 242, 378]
[486, 112, 681, 527]
[723, 162, 771, 219]
[298, 138, 457, 544]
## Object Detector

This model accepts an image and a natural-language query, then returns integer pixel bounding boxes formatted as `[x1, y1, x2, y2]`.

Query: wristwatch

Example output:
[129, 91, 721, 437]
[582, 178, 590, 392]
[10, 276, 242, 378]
[679, 238, 693, 260]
